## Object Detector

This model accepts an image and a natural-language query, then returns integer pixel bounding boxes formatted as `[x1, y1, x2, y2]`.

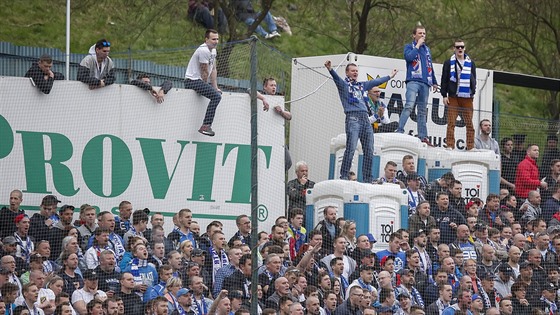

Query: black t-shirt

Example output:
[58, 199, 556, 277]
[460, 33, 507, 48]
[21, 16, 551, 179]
[95, 266, 121, 293]
[116, 291, 143, 315]
[58, 271, 84, 297]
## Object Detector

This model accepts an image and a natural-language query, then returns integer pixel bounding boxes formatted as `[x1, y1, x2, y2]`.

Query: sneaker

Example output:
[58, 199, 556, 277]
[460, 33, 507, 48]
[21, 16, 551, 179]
[264, 33, 274, 39]
[270, 31, 281, 38]
[198, 125, 215, 136]
[421, 138, 435, 147]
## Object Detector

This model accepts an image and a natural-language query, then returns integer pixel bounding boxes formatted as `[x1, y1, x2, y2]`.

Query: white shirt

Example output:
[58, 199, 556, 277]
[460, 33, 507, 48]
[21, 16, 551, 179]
[71, 288, 107, 306]
[185, 44, 217, 81]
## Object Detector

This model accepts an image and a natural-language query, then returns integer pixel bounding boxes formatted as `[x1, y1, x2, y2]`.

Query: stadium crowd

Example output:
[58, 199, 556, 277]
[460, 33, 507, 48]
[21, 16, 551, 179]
[0, 133, 559, 315]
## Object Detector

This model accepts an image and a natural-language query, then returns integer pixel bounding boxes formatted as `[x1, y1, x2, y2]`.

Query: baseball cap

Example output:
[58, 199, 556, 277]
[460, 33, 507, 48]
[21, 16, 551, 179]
[377, 306, 393, 314]
[59, 205, 75, 213]
[472, 294, 482, 301]
[498, 264, 513, 276]
[14, 214, 29, 224]
[519, 261, 534, 270]
[380, 255, 396, 267]
[192, 248, 206, 257]
[353, 248, 376, 262]
[397, 268, 414, 276]
[397, 291, 410, 300]
[406, 173, 421, 181]
[544, 282, 557, 292]
[411, 229, 426, 239]
[176, 288, 191, 298]
[83, 269, 98, 280]
[367, 233, 377, 243]
[480, 271, 495, 280]
[42, 195, 61, 206]
[2, 236, 17, 245]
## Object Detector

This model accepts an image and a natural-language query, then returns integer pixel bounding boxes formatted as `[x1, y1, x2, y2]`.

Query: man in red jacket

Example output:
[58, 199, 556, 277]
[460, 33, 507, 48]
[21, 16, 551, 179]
[515, 144, 547, 200]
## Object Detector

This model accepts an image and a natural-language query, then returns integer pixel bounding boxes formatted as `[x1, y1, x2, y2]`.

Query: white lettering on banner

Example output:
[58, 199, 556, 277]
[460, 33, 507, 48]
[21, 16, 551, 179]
[0, 77, 286, 238]
[290, 54, 494, 183]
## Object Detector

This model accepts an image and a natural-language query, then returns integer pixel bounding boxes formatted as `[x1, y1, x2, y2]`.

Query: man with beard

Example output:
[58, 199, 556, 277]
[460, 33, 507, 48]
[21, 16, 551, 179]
[500, 138, 517, 191]
[518, 261, 542, 306]
[441, 289, 473, 315]
[426, 172, 455, 206]
[395, 267, 425, 308]
[474, 119, 500, 154]
[425, 269, 450, 306]
[506, 245, 522, 278]
[426, 227, 441, 264]
[314, 206, 340, 255]
[448, 181, 466, 213]
[409, 202, 436, 236]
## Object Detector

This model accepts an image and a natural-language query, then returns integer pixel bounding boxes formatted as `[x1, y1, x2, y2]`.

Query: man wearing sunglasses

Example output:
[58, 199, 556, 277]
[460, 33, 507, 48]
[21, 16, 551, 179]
[78, 39, 115, 90]
[440, 40, 477, 151]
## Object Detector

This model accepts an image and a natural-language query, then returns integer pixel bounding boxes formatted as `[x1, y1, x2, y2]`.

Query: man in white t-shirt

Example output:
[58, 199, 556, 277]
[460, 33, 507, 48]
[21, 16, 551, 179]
[185, 29, 222, 137]
[71, 270, 107, 315]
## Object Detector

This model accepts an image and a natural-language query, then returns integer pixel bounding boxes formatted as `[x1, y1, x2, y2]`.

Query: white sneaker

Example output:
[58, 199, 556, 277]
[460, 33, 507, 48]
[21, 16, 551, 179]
[264, 33, 274, 39]
[270, 31, 281, 38]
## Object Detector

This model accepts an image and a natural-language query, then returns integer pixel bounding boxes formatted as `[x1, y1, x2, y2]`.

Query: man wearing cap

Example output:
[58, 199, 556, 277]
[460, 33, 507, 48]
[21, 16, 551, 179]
[397, 155, 428, 191]
[395, 266, 425, 308]
[537, 282, 559, 314]
[346, 264, 376, 298]
[0, 190, 25, 239]
[426, 172, 455, 206]
[349, 248, 376, 284]
[441, 289, 473, 315]
[405, 173, 427, 216]
[395, 291, 412, 315]
[173, 288, 195, 315]
[72, 270, 107, 315]
[13, 214, 34, 264]
[411, 229, 432, 278]
[470, 294, 484, 315]
[479, 271, 498, 309]
[494, 264, 514, 300]
[518, 261, 542, 306]
[516, 144, 547, 201]
[30, 195, 60, 242]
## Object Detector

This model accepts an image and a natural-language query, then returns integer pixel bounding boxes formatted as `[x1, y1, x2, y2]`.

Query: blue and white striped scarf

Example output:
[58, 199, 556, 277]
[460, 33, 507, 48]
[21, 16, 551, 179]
[449, 54, 472, 98]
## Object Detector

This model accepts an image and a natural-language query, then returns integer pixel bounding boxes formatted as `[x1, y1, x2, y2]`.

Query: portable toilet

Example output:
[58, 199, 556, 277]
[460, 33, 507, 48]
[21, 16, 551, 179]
[329, 134, 361, 181]
[305, 180, 408, 251]
[426, 149, 500, 202]
[373, 133, 429, 179]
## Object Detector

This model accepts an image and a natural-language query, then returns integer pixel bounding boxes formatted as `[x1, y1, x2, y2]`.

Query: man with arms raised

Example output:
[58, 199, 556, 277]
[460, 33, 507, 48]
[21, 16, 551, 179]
[325, 59, 397, 182]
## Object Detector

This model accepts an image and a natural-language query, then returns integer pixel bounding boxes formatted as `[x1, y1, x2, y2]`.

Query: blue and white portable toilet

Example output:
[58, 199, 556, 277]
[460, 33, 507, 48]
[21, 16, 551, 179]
[373, 133, 429, 179]
[329, 134, 361, 181]
[426, 149, 500, 202]
[305, 180, 408, 251]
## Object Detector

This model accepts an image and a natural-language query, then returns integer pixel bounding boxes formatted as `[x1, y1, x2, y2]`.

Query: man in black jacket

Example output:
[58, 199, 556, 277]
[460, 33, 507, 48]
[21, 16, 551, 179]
[222, 254, 252, 301]
[24, 54, 64, 94]
[440, 39, 477, 151]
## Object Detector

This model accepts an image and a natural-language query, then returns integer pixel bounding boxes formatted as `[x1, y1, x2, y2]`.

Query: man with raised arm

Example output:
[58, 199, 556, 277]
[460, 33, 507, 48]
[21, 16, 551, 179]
[324, 59, 397, 183]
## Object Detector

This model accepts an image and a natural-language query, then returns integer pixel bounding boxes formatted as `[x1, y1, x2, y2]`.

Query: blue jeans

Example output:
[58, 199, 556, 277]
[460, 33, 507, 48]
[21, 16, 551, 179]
[397, 81, 430, 139]
[341, 112, 374, 183]
[184, 79, 222, 125]
[189, 7, 228, 34]
[244, 11, 277, 36]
